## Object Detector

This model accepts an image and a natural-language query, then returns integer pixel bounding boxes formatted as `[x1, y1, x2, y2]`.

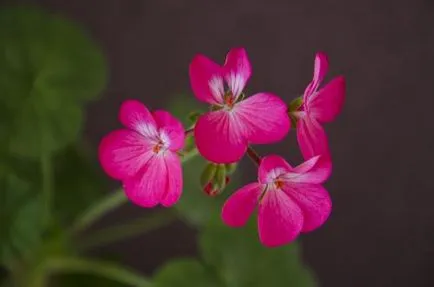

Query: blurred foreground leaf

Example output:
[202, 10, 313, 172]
[54, 273, 124, 287]
[199, 218, 318, 287]
[153, 258, 221, 287]
[0, 172, 44, 266]
[53, 144, 108, 225]
[0, 7, 107, 157]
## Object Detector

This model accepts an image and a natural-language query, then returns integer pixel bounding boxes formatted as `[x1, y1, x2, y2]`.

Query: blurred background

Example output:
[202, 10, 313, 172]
[1, 0, 434, 286]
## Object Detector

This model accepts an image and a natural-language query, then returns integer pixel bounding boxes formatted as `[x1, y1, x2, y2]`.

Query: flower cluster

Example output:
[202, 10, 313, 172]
[99, 48, 345, 247]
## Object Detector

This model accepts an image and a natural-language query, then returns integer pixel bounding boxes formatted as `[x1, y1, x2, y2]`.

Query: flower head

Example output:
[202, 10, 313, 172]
[189, 48, 290, 163]
[295, 52, 345, 159]
[222, 155, 332, 247]
[99, 100, 184, 207]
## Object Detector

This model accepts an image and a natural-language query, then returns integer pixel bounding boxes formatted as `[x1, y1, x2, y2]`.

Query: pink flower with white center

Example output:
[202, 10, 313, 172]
[99, 100, 184, 208]
[296, 52, 345, 160]
[222, 155, 332, 247]
[189, 48, 290, 164]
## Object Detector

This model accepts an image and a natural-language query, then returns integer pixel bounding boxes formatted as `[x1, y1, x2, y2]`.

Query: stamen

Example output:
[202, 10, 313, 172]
[274, 180, 284, 189]
[224, 91, 234, 108]
[153, 140, 164, 153]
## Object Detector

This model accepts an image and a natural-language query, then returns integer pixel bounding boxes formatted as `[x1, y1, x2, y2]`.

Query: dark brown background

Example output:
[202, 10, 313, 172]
[3, 0, 434, 286]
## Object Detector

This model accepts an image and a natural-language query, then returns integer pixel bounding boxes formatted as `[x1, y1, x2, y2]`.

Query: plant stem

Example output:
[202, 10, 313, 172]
[72, 148, 198, 233]
[246, 146, 261, 166]
[185, 127, 194, 135]
[78, 210, 177, 251]
[41, 153, 53, 227]
[72, 190, 127, 233]
[44, 257, 152, 287]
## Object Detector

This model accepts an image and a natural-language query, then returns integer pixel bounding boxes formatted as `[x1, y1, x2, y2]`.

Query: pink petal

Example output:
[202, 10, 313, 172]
[283, 184, 332, 232]
[153, 110, 185, 151]
[189, 54, 224, 104]
[287, 155, 331, 184]
[296, 115, 330, 160]
[99, 130, 154, 180]
[235, 93, 290, 144]
[222, 183, 263, 227]
[119, 100, 157, 137]
[123, 155, 167, 208]
[308, 76, 346, 123]
[223, 47, 252, 98]
[258, 189, 303, 247]
[258, 155, 292, 184]
[160, 151, 183, 207]
[194, 111, 247, 163]
[303, 52, 329, 101]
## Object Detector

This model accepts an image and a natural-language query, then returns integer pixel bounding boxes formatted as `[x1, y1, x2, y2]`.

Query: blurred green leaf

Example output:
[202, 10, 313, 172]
[0, 7, 107, 157]
[0, 172, 44, 266]
[199, 218, 317, 287]
[8, 102, 83, 157]
[54, 273, 125, 287]
[153, 258, 222, 287]
[53, 144, 108, 225]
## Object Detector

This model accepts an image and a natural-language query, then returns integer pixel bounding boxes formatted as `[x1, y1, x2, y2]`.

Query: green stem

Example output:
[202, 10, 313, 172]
[72, 189, 127, 233]
[41, 153, 53, 227]
[78, 210, 177, 251]
[72, 148, 198, 233]
[45, 257, 152, 287]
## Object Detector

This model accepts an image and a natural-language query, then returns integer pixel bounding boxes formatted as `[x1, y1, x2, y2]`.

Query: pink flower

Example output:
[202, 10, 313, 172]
[189, 48, 290, 163]
[222, 155, 331, 247]
[296, 52, 345, 160]
[99, 100, 185, 208]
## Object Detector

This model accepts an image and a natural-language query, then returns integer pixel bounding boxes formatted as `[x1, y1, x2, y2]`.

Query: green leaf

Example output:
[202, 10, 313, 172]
[53, 144, 108, 225]
[0, 172, 44, 266]
[153, 258, 221, 287]
[0, 7, 107, 157]
[199, 218, 317, 287]
[54, 274, 124, 287]
[8, 102, 82, 157]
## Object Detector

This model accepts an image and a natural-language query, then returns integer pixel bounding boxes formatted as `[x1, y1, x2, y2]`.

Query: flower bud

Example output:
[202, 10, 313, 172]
[225, 163, 237, 175]
[214, 164, 227, 190]
[203, 176, 230, 197]
[200, 163, 217, 187]
[288, 96, 303, 127]
[288, 96, 303, 112]
[202, 164, 231, 197]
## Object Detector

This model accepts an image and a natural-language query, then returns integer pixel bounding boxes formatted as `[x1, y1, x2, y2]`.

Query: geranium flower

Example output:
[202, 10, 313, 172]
[295, 52, 345, 159]
[189, 47, 290, 163]
[99, 100, 184, 207]
[222, 155, 331, 247]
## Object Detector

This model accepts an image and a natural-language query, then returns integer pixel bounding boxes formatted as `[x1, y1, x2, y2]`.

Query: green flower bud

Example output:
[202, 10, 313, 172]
[200, 163, 217, 187]
[214, 164, 227, 190]
[225, 163, 238, 175]
[288, 96, 303, 112]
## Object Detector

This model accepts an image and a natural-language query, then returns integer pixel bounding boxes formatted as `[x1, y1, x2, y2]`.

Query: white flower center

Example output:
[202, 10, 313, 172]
[266, 168, 287, 190]
[152, 131, 170, 154]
